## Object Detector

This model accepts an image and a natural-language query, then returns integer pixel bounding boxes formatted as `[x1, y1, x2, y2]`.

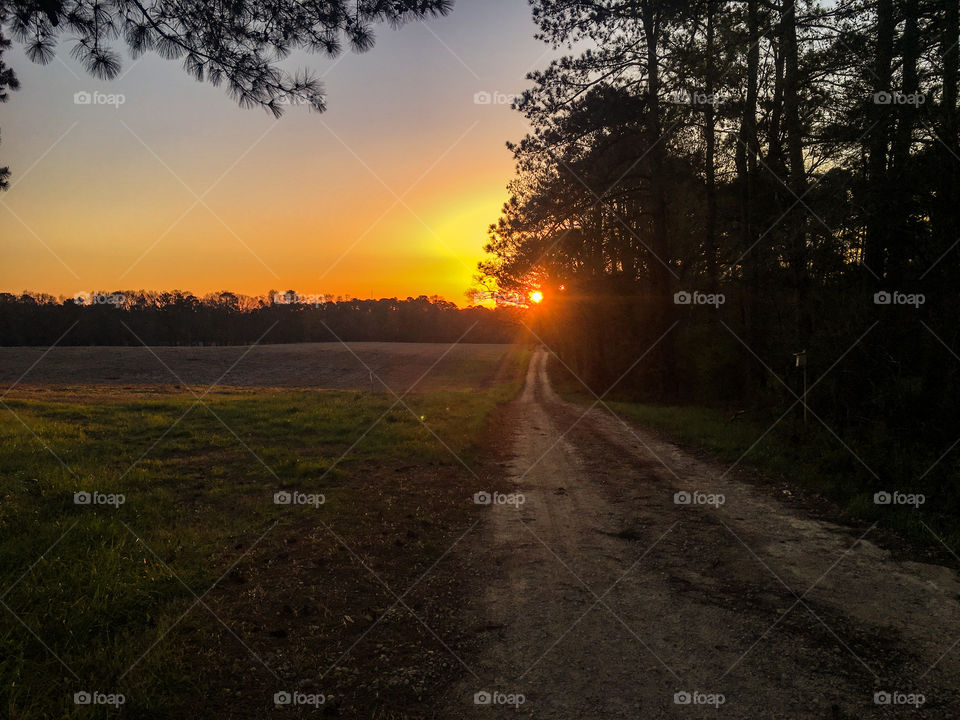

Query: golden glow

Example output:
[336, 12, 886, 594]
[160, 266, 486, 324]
[0, 8, 557, 304]
[0, 111, 520, 305]
[529, 290, 543, 304]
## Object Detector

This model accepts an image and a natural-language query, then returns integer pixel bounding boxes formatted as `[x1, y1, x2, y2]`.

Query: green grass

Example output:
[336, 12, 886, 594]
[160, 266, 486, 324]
[549, 355, 960, 553]
[0, 346, 529, 719]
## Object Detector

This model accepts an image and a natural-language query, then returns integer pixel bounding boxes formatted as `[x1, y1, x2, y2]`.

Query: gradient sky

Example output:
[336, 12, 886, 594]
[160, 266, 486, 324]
[0, 0, 552, 304]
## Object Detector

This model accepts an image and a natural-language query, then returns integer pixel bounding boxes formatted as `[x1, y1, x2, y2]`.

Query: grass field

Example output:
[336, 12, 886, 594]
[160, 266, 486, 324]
[0, 344, 530, 719]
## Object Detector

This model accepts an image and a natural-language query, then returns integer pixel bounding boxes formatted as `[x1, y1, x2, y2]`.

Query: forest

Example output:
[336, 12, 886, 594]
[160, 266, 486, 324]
[481, 0, 958, 512]
[0, 291, 522, 345]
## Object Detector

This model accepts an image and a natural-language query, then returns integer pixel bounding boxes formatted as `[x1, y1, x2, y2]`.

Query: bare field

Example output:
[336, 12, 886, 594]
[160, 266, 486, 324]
[0, 342, 519, 393]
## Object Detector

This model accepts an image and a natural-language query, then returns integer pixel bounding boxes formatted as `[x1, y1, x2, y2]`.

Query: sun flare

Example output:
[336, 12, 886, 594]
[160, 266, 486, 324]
[529, 291, 543, 304]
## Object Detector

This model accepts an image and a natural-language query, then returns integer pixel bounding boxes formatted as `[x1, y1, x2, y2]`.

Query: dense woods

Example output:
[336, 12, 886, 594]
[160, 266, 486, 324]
[482, 0, 959, 519]
[0, 291, 522, 345]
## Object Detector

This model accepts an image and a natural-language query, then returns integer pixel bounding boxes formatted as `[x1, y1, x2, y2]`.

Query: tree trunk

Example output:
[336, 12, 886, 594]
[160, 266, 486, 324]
[781, 0, 810, 347]
[887, 0, 920, 283]
[934, 0, 958, 275]
[705, 0, 720, 292]
[737, 0, 763, 391]
[641, 0, 677, 398]
[863, 0, 895, 281]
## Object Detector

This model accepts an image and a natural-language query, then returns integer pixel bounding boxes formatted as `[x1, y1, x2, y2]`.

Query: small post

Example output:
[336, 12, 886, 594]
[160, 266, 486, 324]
[794, 350, 808, 429]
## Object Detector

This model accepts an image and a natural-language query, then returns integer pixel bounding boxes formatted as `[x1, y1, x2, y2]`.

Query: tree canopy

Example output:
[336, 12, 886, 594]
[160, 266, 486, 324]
[482, 0, 958, 512]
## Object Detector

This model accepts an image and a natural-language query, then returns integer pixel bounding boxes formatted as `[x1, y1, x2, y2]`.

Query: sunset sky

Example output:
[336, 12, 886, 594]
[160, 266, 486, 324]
[0, 0, 551, 305]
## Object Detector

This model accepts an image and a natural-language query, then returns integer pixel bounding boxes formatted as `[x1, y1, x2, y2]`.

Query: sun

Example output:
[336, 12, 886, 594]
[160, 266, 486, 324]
[529, 290, 543, 304]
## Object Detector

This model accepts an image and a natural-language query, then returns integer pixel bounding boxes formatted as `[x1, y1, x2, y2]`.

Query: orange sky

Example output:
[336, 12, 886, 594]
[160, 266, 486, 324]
[0, 0, 550, 305]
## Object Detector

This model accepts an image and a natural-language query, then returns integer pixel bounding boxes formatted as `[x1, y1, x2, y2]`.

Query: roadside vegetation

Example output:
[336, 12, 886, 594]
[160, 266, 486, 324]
[548, 354, 959, 556]
[0, 346, 530, 719]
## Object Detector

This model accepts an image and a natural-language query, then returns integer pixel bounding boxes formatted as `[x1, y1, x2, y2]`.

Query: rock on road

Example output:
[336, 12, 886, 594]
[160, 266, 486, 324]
[444, 347, 960, 719]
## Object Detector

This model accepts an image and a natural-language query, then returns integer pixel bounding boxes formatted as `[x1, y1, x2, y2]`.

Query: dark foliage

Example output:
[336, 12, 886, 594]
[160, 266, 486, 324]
[483, 0, 960, 523]
[0, 291, 523, 345]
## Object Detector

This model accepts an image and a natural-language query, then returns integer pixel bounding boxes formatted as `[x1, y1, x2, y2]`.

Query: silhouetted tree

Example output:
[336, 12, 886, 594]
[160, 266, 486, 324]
[0, 23, 19, 189]
[480, 0, 959, 502]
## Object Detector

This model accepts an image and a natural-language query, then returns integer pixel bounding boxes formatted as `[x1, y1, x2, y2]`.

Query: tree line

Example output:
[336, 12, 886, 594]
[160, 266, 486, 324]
[481, 0, 958, 509]
[0, 291, 523, 346]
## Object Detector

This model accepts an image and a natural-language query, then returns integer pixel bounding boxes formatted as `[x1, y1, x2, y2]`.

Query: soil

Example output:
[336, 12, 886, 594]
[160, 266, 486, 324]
[440, 347, 960, 719]
[0, 342, 515, 392]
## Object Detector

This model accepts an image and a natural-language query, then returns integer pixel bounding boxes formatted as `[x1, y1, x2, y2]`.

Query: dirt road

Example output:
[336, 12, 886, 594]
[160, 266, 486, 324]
[445, 347, 960, 718]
